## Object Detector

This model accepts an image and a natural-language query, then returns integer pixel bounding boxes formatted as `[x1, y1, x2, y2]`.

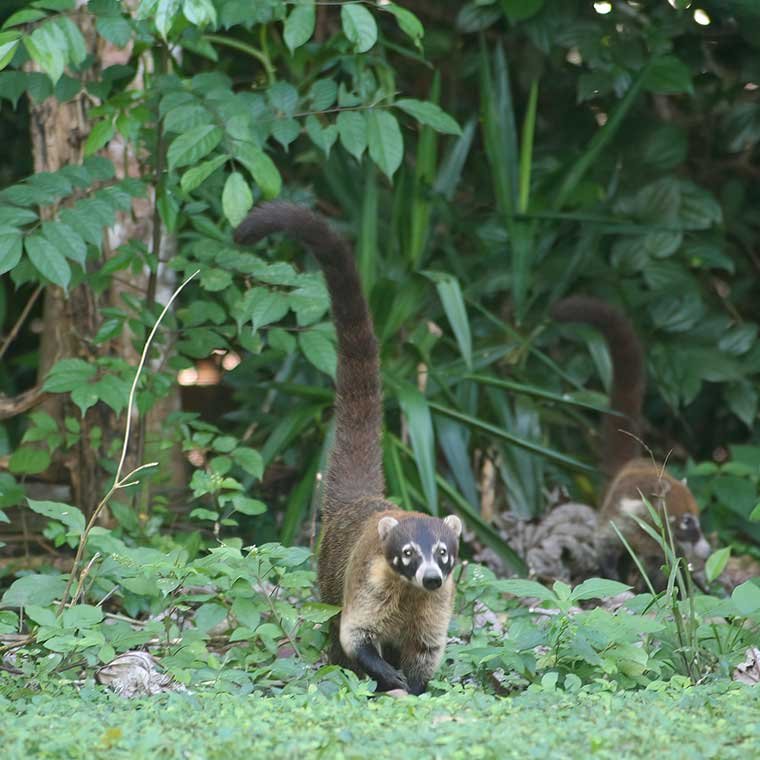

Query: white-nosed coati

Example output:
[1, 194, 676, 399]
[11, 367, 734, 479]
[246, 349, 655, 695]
[234, 202, 462, 695]
[551, 296, 711, 587]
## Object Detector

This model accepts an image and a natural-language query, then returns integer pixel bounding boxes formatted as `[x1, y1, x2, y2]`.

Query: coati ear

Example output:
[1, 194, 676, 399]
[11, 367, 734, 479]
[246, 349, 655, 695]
[443, 515, 462, 538]
[377, 516, 399, 542]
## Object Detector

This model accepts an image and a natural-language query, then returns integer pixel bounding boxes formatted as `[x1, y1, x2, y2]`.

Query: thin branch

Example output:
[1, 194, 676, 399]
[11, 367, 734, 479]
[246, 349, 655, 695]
[0, 284, 43, 361]
[0, 385, 49, 421]
[57, 270, 199, 613]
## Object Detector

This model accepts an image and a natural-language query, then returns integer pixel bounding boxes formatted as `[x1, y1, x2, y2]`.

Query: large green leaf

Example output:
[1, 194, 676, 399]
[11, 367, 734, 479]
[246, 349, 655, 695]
[233, 142, 282, 199]
[395, 99, 462, 136]
[398, 385, 438, 515]
[222, 172, 252, 227]
[341, 3, 377, 53]
[0, 226, 22, 274]
[367, 110, 403, 180]
[25, 234, 71, 289]
[299, 329, 337, 379]
[1, 573, 68, 608]
[284, 0, 315, 53]
[26, 498, 85, 535]
[167, 124, 223, 170]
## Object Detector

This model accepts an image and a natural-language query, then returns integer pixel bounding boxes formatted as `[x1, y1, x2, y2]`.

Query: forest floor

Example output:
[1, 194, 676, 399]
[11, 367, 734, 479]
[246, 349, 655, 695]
[1, 681, 758, 759]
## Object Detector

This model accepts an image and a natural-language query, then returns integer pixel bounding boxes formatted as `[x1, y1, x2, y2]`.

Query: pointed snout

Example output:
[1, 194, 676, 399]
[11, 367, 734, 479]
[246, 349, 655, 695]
[422, 572, 442, 590]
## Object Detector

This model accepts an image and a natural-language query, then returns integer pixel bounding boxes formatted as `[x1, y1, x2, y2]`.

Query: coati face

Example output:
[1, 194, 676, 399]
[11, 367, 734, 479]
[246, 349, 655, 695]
[671, 513, 712, 561]
[377, 514, 462, 590]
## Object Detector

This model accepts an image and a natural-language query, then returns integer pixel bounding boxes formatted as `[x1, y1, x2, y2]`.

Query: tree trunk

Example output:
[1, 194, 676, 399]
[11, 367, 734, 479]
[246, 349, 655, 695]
[31, 4, 184, 518]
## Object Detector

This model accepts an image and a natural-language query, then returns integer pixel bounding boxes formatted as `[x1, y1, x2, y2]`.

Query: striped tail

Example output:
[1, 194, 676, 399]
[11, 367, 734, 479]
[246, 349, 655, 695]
[551, 296, 645, 477]
[234, 202, 384, 511]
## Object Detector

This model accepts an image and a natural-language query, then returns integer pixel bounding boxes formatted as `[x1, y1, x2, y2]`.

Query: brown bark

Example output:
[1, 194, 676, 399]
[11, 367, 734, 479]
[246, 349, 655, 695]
[29, 4, 184, 517]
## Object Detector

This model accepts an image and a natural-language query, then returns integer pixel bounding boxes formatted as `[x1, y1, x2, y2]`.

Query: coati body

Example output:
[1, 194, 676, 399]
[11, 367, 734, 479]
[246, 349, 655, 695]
[551, 296, 710, 586]
[234, 202, 462, 694]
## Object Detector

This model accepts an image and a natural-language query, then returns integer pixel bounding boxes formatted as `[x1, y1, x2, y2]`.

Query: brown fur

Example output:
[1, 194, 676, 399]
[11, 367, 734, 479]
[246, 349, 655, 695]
[234, 202, 460, 693]
[552, 297, 709, 586]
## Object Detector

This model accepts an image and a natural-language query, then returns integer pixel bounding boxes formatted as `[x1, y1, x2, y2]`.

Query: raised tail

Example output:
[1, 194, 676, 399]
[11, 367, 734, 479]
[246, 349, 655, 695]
[234, 202, 384, 511]
[551, 296, 645, 477]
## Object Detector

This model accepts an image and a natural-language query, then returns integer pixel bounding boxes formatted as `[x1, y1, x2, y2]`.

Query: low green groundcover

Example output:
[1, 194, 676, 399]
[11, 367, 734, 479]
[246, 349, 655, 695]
[1, 682, 758, 759]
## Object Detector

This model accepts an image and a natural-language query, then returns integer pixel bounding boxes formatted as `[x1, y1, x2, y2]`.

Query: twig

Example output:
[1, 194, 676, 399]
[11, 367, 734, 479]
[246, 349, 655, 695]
[0, 284, 43, 361]
[0, 385, 49, 421]
[57, 270, 199, 614]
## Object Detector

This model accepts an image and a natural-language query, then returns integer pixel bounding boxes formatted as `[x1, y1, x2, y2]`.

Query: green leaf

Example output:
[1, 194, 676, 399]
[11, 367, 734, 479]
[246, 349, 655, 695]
[570, 578, 632, 601]
[0, 32, 21, 72]
[732, 580, 760, 616]
[155, 0, 181, 39]
[42, 221, 87, 265]
[93, 375, 129, 414]
[283, 0, 315, 53]
[25, 604, 58, 627]
[750, 503, 760, 522]
[55, 16, 87, 66]
[27, 498, 85, 535]
[96, 15, 132, 47]
[233, 142, 282, 200]
[395, 99, 462, 136]
[382, 3, 424, 49]
[336, 110, 367, 161]
[24, 21, 68, 84]
[705, 547, 731, 584]
[497, 578, 557, 602]
[232, 447, 263, 478]
[398, 385, 438, 515]
[341, 3, 377, 53]
[1, 574, 68, 608]
[298, 330, 337, 378]
[42, 358, 97, 393]
[645, 55, 694, 95]
[180, 153, 228, 193]
[305, 115, 338, 157]
[0, 226, 23, 275]
[241, 287, 290, 330]
[84, 120, 115, 156]
[167, 124, 223, 170]
[62, 604, 103, 629]
[25, 234, 71, 289]
[230, 495, 267, 516]
[500, 0, 544, 22]
[367, 110, 403, 180]
[8, 447, 51, 475]
[222, 172, 252, 228]
[423, 271, 472, 369]
[3, 9, 47, 29]
[182, 0, 217, 27]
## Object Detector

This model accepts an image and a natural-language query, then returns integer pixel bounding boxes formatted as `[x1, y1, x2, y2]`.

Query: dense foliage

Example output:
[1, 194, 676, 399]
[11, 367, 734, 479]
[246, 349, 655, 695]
[0, 0, 759, 702]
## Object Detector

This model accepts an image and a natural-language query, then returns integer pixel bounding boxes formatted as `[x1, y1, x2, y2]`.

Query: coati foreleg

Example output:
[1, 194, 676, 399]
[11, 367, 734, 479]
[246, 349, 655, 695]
[399, 643, 445, 696]
[343, 626, 409, 692]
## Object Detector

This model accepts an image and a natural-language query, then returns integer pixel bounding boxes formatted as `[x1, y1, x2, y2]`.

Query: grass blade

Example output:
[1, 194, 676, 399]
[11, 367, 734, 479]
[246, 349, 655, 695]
[428, 400, 594, 472]
[398, 384, 438, 515]
[479, 40, 518, 218]
[552, 64, 651, 210]
[422, 270, 472, 370]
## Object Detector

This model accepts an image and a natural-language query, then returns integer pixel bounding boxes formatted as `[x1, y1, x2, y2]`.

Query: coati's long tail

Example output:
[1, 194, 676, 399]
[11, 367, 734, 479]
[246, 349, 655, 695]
[551, 296, 645, 477]
[234, 202, 384, 511]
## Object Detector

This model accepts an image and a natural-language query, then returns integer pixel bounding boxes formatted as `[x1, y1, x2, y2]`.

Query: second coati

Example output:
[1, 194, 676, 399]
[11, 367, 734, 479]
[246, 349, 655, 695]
[551, 296, 711, 586]
[234, 202, 462, 695]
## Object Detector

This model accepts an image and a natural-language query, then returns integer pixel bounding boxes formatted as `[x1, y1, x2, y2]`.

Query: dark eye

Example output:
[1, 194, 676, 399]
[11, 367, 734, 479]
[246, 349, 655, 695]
[438, 547, 447, 556]
[403, 548, 413, 558]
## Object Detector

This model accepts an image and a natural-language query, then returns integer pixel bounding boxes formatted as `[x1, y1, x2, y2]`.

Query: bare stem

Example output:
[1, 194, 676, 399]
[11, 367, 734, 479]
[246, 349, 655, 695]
[57, 270, 199, 613]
